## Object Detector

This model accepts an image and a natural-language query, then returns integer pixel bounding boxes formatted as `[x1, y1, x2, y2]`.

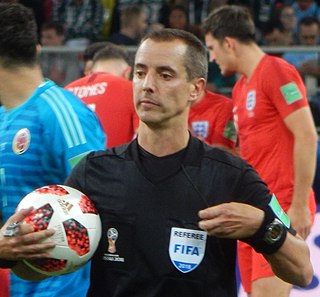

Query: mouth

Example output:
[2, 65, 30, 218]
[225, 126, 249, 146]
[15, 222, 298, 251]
[139, 98, 160, 108]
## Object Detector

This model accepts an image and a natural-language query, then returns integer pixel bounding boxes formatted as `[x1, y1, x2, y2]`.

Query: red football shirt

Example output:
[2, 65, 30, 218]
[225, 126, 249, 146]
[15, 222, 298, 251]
[189, 90, 236, 148]
[66, 72, 138, 148]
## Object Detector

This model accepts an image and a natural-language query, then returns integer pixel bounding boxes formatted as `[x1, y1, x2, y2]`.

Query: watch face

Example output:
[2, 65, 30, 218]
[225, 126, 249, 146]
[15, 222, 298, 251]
[264, 218, 285, 244]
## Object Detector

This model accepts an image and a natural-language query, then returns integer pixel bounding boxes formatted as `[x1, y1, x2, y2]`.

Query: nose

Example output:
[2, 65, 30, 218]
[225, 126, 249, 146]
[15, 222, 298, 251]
[142, 72, 155, 93]
[209, 51, 215, 62]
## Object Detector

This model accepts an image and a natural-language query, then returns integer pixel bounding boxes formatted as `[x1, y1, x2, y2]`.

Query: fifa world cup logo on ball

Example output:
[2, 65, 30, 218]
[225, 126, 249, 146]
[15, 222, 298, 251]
[107, 227, 118, 253]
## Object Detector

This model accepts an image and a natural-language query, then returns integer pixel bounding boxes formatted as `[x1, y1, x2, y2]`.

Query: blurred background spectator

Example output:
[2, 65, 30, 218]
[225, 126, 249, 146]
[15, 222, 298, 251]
[109, 5, 147, 46]
[292, 0, 320, 28]
[52, 0, 104, 47]
[40, 21, 82, 86]
[282, 16, 320, 75]
[270, 4, 298, 44]
[261, 21, 291, 49]
[109, 0, 164, 37]
[159, 0, 219, 39]
[283, 16, 320, 118]
[166, 4, 190, 31]
[228, 0, 283, 41]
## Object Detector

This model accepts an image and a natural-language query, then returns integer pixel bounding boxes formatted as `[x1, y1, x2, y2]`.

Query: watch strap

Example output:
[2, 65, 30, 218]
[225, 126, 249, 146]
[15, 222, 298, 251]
[242, 204, 288, 254]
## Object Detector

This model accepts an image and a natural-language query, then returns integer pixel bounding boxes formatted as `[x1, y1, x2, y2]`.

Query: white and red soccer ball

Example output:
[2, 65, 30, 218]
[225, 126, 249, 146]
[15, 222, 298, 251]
[16, 185, 101, 276]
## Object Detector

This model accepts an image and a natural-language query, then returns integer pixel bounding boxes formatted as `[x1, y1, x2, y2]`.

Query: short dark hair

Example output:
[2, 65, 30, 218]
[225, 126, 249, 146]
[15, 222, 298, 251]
[41, 22, 65, 36]
[139, 28, 208, 81]
[0, 3, 39, 68]
[202, 5, 256, 44]
[262, 20, 285, 37]
[298, 16, 320, 28]
[93, 44, 130, 65]
[83, 41, 113, 63]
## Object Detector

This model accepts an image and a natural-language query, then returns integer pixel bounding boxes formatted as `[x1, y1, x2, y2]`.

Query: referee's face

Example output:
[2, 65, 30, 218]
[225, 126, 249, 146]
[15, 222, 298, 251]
[133, 39, 198, 127]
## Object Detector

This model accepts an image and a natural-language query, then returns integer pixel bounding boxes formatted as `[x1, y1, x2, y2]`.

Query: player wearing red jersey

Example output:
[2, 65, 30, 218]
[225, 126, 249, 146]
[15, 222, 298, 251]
[203, 5, 318, 297]
[189, 90, 237, 152]
[66, 44, 138, 148]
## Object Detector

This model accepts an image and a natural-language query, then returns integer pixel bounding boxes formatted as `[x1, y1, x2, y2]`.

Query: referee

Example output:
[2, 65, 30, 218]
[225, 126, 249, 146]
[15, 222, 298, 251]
[1, 28, 313, 297]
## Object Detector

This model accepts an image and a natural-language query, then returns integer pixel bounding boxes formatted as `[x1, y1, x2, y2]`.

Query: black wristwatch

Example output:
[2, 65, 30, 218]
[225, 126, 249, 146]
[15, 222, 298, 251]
[263, 218, 286, 245]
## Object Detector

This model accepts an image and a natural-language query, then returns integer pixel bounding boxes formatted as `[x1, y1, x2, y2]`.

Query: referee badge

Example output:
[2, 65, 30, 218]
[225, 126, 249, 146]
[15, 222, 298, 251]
[12, 128, 31, 155]
[169, 227, 207, 273]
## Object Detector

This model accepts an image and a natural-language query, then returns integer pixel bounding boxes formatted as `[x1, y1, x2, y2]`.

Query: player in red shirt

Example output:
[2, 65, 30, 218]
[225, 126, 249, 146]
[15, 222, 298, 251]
[66, 44, 138, 148]
[189, 89, 237, 153]
[203, 5, 318, 297]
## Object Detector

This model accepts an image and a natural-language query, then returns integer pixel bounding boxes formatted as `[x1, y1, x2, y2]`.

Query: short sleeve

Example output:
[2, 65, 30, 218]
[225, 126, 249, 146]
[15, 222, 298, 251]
[261, 59, 308, 119]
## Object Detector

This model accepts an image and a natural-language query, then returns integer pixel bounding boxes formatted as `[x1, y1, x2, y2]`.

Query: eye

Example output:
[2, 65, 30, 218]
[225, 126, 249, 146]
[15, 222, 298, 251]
[160, 72, 173, 80]
[134, 70, 145, 78]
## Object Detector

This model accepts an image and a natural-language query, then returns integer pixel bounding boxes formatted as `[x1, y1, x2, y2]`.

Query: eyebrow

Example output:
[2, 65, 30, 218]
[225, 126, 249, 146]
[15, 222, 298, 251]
[134, 63, 146, 69]
[134, 63, 177, 74]
[156, 65, 176, 73]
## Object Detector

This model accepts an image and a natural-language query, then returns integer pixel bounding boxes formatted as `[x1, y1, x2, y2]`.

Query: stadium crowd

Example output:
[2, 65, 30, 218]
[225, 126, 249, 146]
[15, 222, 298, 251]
[7, 0, 320, 93]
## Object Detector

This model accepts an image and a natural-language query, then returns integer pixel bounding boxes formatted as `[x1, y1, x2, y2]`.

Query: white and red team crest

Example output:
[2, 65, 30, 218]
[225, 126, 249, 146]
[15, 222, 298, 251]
[12, 128, 31, 154]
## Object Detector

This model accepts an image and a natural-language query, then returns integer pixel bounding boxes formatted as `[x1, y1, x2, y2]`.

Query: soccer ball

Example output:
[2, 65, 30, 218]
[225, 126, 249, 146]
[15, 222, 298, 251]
[16, 185, 102, 276]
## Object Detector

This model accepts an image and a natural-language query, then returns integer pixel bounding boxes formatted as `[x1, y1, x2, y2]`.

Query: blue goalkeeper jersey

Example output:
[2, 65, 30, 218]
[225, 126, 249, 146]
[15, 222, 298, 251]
[0, 80, 106, 297]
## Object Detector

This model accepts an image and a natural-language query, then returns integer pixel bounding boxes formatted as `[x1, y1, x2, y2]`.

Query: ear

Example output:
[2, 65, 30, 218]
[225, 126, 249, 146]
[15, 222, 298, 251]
[189, 78, 206, 104]
[122, 66, 132, 80]
[224, 37, 237, 51]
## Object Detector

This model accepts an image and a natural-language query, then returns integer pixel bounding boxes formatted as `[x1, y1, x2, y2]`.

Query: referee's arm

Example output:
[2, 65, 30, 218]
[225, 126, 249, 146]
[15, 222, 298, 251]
[198, 202, 313, 287]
